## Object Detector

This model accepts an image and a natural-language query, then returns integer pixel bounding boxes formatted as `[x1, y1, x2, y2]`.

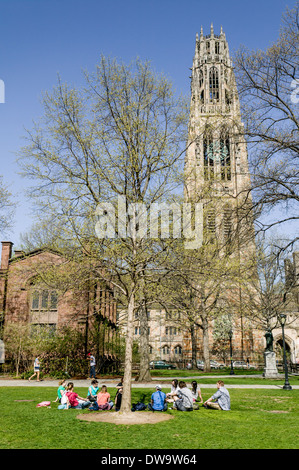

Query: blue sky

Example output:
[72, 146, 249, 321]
[0, 0, 296, 248]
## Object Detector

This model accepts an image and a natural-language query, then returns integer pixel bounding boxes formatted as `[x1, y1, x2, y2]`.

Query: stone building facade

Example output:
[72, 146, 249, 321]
[130, 26, 267, 367]
[272, 251, 299, 364]
[0, 241, 120, 371]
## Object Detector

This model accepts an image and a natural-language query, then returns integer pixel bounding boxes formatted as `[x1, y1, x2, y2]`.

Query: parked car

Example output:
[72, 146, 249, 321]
[149, 360, 176, 370]
[232, 360, 256, 370]
[210, 360, 225, 369]
[196, 360, 204, 370]
[196, 360, 224, 370]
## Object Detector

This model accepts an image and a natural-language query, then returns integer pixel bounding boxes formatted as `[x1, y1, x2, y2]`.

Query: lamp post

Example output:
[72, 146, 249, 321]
[280, 314, 292, 390]
[229, 329, 235, 375]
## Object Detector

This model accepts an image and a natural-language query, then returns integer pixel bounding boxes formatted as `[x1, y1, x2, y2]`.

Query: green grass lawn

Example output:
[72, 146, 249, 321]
[151, 369, 299, 387]
[0, 385, 298, 449]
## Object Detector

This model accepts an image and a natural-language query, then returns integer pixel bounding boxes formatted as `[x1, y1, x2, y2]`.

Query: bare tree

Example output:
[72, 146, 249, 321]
[18, 56, 188, 413]
[0, 176, 15, 237]
[234, 4, 299, 250]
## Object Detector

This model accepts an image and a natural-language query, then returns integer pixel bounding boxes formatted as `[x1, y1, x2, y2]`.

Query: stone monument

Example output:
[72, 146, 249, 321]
[263, 329, 279, 378]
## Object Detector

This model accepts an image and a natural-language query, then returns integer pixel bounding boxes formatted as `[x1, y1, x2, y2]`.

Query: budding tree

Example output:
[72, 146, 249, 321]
[19, 56, 188, 413]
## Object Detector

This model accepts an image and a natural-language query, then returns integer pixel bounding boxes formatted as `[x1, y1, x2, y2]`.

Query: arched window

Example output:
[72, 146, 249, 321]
[162, 345, 170, 355]
[220, 128, 231, 181]
[209, 67, 219, 101]
[174, 345, 182, 355]
[198, 69, 203, 88]
[203, 127, 214, 180]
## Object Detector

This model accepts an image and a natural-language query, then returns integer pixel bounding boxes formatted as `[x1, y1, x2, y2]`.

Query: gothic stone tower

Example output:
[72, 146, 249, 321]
[185, 24, 255, 259]
[184, 25, 262, 361]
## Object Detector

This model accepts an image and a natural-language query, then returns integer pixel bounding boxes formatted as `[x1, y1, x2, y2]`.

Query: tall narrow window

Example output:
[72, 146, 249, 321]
[207, 209, 216, 234]
[219, 128, 231, 181]
[215, 42, 220, 54]
[204, 128, 214, 180]
[209, 67, 219, 101]
[223, 204, 233, 254]
[198, 69, 203, 88]
[204, 205, 216, 244]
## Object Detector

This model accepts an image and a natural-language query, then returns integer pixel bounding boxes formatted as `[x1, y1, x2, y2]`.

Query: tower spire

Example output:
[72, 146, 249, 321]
[210, 23, 214, 37]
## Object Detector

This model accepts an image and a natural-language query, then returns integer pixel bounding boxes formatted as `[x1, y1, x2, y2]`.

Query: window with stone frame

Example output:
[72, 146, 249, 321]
[203, 128, 214, 180]
[30, 323, 56, 336]
[223, 204, 233, 253]
[220, 128, 231, 181]
[174, 345, 182, 355]
[209, 66, 219, 101]
[198, 69, 204, 88]
[31, 289, 58, 311]
[30, 286, 58, 330]
[203, 203, 216, 241]
[165, 326, 177, 336]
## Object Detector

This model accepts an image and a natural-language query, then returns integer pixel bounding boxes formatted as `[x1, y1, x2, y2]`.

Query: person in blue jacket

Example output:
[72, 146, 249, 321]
[148, 385, 168, 411]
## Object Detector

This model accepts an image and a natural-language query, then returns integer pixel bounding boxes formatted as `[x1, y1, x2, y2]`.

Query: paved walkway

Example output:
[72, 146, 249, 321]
[0, 375, 298, 389]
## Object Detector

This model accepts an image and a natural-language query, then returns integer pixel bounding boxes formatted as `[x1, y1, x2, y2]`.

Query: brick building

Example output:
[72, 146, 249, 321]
[0, 241, 120, 372]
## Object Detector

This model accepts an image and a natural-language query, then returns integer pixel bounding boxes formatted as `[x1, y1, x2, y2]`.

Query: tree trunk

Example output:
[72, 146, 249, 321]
[202, 315, 211, 372]
[120, 291, 135, 413]
[137, 305, 152, 382]
[190, 323, 197, 368]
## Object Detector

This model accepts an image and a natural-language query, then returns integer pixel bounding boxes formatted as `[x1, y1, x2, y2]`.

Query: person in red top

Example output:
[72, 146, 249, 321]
[97, 385, 113, 410]
[65, 382, 90, 409]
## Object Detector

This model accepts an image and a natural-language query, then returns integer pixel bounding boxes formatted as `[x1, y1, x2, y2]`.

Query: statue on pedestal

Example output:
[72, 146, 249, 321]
[263, 328, 279, 378]
[264, 329, 274, 352]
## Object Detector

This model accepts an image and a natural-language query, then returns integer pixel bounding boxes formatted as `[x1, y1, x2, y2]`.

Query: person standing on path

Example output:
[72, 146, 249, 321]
[87, 352, 96, 379]
[29, 356, 41, 382]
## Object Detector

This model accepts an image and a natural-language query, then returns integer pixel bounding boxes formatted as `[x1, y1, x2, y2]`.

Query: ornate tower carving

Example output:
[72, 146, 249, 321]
[185, 25, 255, 256]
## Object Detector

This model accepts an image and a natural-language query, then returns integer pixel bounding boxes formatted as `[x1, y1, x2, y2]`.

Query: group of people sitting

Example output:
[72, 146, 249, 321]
[150, 379, 230, 412]
[55, 378, 123, 411]
[55, 377, 230, 412]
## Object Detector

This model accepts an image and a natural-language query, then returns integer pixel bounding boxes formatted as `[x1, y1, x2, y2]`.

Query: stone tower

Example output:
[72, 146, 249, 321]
[185, 24, 255, 257]
[183, 26, 261, 362]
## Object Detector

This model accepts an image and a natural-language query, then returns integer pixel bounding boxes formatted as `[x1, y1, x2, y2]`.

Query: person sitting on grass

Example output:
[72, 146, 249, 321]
[191, 380, 203, 405]
[87, 379, 99, 402]
[54, 379, 66, 403]
[65, 382, 91, 409]
[96, 385, 113, 410]
[173, 381, 194, 411]
[166, 379, 179, 403]
[148, 385, 168, 412]
[203, 380, 231, 411]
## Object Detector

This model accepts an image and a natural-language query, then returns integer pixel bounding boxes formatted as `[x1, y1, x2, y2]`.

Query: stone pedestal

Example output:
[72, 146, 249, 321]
[263, 351, 279, 378]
